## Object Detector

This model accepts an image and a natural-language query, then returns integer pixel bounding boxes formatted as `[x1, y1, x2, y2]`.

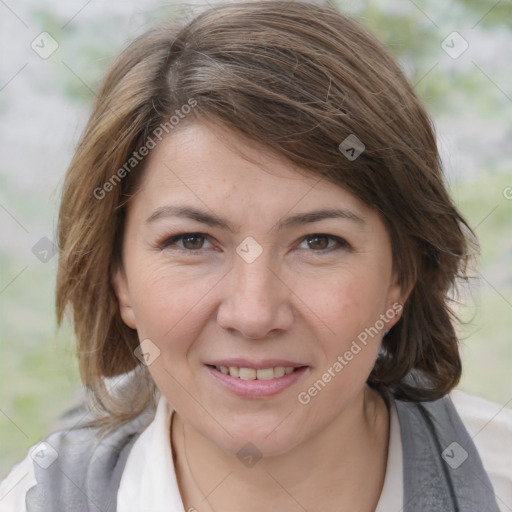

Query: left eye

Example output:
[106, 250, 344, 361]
[297, 234, 349, 252]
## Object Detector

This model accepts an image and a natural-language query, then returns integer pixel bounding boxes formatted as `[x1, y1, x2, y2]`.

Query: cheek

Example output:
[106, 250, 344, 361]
[297, 267, 389, 383]
[127, 262, 218, 346]
[303, 268, 388, 334]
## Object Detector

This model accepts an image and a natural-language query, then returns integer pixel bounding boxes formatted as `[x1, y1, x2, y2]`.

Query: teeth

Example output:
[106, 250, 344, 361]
[239, 367, 257, 380]
[214, 365, 298, 380]
[273, 366, 285, 378]
[256, 368, 274, 380]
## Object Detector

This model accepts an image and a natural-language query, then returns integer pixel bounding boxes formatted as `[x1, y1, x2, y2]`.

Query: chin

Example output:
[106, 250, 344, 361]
[207, 420, 305, 461]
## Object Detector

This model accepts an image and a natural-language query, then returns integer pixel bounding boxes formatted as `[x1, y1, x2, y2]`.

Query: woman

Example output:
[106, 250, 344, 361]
[1, 1, 510, 511]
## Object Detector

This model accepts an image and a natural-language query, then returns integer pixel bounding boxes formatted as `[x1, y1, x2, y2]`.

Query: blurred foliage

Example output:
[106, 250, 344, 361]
[29, 4, 181, 104]
[451, 170, 512, 403]
[351, 1, 511, 109]
[453, 0, 512, 29]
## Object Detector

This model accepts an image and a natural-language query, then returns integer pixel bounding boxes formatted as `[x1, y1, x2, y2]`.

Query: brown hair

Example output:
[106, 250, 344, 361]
[56, 0, 476, 427]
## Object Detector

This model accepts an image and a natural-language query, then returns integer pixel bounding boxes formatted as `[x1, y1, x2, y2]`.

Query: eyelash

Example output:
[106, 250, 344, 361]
[157, 232, 351, 255]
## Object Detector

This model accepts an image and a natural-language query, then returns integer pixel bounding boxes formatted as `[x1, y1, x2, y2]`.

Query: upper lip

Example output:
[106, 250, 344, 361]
[206, 358, 308, 369]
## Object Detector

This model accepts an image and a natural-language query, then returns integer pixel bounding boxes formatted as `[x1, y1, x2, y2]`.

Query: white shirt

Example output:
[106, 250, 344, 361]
[1, 389, 511, 511]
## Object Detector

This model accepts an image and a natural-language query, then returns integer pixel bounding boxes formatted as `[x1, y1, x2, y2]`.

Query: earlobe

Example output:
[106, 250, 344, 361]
[112, 267, 137, 330]
[383, 300, 403, 334]
[385, 276, 413, 331]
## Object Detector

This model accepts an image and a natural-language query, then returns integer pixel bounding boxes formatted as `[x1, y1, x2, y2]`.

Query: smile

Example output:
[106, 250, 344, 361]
[205, 364, 309, 398]
[212, 365, 297, 380]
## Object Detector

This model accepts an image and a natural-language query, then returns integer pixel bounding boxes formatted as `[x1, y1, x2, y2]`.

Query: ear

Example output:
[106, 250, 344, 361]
[112, 266, 137, 330]
[384, 272, 413, 330]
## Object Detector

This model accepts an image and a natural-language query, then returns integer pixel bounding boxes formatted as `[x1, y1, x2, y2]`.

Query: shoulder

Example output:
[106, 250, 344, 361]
[0, 426, 105, 512]
[450, 389, 512, 510]
[0, 451, 35, 512]
[449, 389, 512, 437]
[449, 389, 512, 458]
[0, 408, 155, 512]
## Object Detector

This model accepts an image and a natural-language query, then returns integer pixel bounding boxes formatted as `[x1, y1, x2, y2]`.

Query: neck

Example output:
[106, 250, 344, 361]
[171, 385, 390, 512]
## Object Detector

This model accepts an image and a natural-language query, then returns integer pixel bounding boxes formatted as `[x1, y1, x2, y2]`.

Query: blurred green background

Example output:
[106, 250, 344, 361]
[0, 0, 511, 478]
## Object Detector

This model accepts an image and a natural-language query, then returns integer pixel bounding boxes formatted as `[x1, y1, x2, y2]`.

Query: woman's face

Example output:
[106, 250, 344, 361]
[114, 121, 405, 456]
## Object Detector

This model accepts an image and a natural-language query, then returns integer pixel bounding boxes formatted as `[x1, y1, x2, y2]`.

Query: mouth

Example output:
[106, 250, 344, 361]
[207, 364, 304, 380]
[205, 363, 309, 398]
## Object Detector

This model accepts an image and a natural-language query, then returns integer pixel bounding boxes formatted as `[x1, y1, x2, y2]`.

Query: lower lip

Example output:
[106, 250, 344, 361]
[205, 365, 309, 398]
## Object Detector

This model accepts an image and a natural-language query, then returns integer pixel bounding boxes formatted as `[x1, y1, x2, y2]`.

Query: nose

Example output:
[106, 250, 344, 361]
[216, 251, 294, 339]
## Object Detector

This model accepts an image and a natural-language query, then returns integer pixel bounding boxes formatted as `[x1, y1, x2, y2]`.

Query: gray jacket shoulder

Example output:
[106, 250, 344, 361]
[25, 408, 155, 512]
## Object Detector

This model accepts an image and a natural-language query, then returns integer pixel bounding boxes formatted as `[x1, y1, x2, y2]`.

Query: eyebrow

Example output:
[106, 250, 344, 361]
[145, 205, 366, 231]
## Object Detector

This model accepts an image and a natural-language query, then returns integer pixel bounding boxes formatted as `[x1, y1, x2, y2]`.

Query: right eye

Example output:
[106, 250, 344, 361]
[158, 233, 215, 253]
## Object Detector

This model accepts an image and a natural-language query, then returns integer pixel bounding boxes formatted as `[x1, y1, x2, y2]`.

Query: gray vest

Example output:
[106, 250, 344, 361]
[25, 394, 500, 511]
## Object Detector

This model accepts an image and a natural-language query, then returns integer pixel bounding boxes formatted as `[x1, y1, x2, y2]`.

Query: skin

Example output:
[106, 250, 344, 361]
[113, 120, 408, 512]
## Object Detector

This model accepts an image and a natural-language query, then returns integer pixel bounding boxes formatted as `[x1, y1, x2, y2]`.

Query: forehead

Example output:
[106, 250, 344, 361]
[128, 121, 375, 224]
